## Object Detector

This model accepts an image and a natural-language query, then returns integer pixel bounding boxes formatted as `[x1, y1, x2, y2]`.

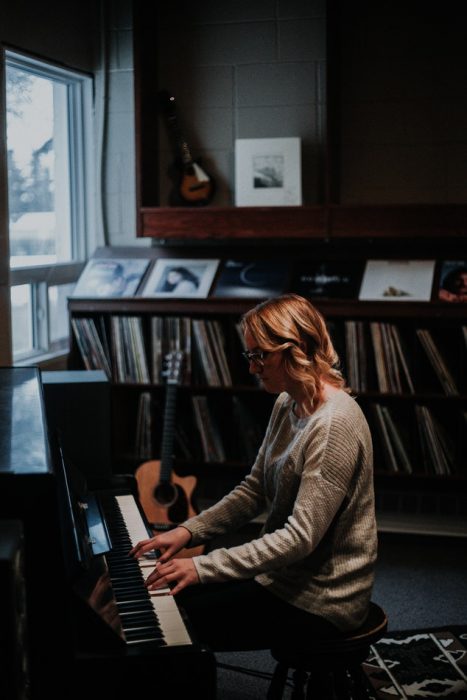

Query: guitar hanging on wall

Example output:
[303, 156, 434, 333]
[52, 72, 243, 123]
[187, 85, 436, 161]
[135, 351, 203, 558]
[159, 89, 216, 207]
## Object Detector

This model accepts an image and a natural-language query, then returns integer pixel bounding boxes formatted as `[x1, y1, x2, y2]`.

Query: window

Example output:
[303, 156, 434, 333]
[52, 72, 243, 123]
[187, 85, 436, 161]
[5, 50, 94, 362]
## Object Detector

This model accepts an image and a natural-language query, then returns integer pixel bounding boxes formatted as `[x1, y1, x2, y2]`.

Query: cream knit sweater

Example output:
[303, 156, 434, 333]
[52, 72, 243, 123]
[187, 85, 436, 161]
[183, 389, 378, 632]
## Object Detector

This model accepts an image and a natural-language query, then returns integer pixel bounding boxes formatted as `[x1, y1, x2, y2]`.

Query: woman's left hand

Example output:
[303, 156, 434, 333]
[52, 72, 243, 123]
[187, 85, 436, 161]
[146, 557, 200, 595]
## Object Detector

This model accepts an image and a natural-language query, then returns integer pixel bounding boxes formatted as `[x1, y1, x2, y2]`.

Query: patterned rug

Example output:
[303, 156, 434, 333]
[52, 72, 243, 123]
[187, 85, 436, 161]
[362, 626, 467, 698]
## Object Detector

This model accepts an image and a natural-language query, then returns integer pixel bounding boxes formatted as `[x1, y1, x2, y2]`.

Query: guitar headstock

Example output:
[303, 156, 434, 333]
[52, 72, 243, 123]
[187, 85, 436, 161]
[158, 90, 176, 116]
[163, 351, 184, 386]
[158, 90, 176, 103]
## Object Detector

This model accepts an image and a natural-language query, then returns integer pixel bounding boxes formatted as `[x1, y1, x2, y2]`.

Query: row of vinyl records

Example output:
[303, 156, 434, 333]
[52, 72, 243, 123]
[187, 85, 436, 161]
[135, 395, 465, 477]
[135, 392, 265, 464]
[343, 322, 466, 394]
[71, 316, 238, 386]
[370, 402, 465, 477]
[72, 314, 466, 394]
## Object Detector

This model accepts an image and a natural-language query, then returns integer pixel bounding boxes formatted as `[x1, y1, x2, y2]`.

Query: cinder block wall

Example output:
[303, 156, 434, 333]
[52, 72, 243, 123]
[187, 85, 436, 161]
[155, 0, 327, 207]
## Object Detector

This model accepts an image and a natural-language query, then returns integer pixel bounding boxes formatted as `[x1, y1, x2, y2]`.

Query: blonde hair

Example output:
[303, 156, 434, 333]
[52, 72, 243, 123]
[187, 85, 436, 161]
[241, 293, 349, 410]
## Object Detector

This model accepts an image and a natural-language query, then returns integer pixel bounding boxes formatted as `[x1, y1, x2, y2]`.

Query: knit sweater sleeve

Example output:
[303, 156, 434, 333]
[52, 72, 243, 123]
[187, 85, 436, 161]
[181, 395, 286, 544]
[182, 451, 267, 544]
[190, 401, 365, 583]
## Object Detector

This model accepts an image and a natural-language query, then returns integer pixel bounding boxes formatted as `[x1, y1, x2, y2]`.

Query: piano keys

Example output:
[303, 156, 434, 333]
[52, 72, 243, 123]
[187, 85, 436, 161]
[0, 367, 216, 700]
[96, 493, 192, 648]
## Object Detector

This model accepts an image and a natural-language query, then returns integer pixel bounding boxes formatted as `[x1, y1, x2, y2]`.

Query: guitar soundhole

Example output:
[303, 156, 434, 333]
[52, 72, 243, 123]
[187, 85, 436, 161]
[154, 482, 178, 507]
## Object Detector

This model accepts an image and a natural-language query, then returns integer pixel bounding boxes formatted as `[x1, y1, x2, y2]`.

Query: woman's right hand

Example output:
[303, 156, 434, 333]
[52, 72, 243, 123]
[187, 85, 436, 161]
[129, 525, 193, 564]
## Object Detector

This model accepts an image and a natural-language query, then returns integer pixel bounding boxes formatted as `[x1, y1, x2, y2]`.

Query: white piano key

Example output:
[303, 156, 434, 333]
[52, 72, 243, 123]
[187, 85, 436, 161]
[150, 597, 192, 646]
[139, 563, 171, 595]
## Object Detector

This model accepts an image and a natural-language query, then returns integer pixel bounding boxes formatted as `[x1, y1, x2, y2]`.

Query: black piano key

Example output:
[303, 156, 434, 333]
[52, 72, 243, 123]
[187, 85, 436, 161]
[116, 601, 154, 614]
[112, 593, 149, 603]
[124, 627, 164, 639]
[119, 612, 159, 624]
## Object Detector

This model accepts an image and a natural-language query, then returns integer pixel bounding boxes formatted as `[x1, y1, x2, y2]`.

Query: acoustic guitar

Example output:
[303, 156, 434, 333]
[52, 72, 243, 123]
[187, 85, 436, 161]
[159, 89, 215, 207]
[135, 351, 203, 558]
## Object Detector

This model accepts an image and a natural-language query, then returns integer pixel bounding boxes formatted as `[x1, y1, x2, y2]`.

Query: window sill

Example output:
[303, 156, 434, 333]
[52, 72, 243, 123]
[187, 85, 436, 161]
[15, 350, 69, 371]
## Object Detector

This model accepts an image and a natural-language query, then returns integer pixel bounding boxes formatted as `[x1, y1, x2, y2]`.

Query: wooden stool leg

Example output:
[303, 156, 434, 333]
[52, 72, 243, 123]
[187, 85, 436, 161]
[267, 662, 289, 700]
[347, 665, 373, 699]
[306, 669, 335, 700]
[291, 668, 308, 700]
[333, 668, 353, 699]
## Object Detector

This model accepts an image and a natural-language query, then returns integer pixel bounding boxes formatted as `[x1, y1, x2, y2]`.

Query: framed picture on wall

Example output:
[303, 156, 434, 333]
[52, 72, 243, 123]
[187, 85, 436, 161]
[140, 258, 219, 298]
[235, 137, 302, 206]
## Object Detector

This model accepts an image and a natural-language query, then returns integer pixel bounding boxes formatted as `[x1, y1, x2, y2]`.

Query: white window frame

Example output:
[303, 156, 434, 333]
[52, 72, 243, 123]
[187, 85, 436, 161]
[5, 49, 95, 364]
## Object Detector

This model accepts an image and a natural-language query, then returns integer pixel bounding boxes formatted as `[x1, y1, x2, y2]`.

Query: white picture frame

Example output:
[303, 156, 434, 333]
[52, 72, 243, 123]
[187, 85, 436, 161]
[235, 137, 302, 206]
[140, 258, 220, 298]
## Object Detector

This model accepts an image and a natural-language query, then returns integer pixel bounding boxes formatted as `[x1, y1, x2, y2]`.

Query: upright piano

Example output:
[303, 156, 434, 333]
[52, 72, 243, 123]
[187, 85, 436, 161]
[0, 367, 216, 700]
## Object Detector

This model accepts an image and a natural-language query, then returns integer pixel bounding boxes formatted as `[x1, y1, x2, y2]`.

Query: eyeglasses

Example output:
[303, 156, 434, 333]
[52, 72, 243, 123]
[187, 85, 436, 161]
[241, 349, 269, 366]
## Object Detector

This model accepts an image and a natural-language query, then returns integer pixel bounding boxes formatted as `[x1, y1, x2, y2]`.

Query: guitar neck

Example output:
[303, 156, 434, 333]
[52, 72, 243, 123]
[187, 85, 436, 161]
[165, 104, 193, 165]
[159, 384, 177, 482]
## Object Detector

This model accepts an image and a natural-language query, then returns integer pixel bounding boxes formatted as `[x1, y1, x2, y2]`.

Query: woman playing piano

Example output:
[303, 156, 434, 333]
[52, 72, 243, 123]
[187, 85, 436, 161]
[131, 293, 378, 650]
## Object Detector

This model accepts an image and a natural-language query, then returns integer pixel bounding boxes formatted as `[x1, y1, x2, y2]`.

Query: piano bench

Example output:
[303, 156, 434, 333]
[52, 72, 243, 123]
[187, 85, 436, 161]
[267, 602, 388, 700]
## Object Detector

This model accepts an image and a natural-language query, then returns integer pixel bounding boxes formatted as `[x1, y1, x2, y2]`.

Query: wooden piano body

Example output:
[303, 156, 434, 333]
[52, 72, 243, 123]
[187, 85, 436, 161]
[0, 366, 216, 700]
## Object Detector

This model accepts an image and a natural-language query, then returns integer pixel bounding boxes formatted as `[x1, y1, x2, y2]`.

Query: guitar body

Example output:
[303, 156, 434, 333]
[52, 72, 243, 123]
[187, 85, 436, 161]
[136, 459, 198, 524]
[135, 460, 204, 558]
[168, 159, 215, 207]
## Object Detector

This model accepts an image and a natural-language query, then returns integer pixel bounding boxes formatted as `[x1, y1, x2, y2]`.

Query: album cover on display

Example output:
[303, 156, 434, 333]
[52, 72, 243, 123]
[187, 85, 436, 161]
[437, 260, 467, 302]
[72, 258, 150, 298]
[140, 258, 219, 298]
[212, 260, 289, 298]
[292, 260, 364, 299]
[359, 260, 435, 302]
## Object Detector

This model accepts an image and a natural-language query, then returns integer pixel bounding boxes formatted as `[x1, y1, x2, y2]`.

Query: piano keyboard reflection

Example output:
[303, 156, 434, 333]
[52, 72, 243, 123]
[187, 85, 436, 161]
[102, 493, 192, 647]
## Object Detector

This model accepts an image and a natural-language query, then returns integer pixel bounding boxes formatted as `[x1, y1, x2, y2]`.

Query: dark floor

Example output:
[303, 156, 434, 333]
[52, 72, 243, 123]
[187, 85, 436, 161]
[214, 531, 467, 699]
[374, 532, 467, 629]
